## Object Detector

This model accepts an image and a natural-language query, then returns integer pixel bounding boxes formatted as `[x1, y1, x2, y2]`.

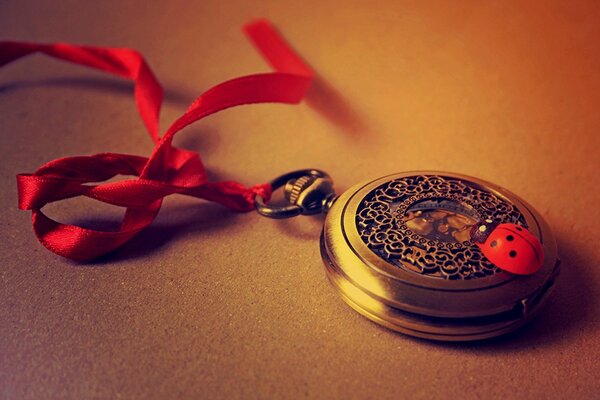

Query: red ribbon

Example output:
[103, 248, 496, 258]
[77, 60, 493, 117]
[1, 20, 314, 261]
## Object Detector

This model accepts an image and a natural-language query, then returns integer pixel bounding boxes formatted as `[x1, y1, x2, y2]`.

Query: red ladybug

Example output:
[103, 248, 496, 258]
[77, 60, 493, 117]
[470, 220, 544, 275]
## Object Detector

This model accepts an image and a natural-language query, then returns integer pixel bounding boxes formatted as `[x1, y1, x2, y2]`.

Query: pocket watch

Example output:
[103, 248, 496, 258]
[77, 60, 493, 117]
[256, 169, 560, 341]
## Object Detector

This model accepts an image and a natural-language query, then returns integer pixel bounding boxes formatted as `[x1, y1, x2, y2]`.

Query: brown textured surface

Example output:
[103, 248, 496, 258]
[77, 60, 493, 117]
[1, 1, 599, 399]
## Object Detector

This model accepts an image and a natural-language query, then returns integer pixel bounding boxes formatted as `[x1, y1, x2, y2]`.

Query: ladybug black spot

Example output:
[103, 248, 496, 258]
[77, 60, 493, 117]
[509, 250, 517, 258]
[490, 240, 498, 248]
[506, 235, 514, 241]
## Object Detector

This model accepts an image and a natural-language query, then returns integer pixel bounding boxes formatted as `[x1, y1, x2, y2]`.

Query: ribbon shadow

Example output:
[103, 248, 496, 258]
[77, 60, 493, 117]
[0, 76, 195, 107]
[305, 74, 370, 138]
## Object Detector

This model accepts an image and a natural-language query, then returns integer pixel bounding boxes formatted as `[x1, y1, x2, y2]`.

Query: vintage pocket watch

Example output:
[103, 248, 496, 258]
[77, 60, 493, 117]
[256, 170, 560, 341]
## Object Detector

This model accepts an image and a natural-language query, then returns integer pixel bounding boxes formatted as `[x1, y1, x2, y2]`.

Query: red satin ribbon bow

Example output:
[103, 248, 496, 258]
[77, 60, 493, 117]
[1, 20, 314, 261]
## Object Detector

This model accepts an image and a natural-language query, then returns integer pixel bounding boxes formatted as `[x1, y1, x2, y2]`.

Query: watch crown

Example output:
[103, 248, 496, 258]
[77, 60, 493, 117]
[280, 172, 336, 215]
[285, 175, 313, 204]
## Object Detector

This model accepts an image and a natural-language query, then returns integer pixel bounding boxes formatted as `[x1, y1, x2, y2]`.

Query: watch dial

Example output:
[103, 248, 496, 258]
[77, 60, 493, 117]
[403, 199, 478, 243]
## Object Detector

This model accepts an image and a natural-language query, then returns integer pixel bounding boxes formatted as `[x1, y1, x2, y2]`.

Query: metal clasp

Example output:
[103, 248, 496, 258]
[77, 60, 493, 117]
[255, 169, 337, 219]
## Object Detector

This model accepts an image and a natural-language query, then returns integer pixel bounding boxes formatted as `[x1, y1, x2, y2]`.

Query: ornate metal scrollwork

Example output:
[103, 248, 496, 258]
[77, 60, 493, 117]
[356, 175, 527, 280]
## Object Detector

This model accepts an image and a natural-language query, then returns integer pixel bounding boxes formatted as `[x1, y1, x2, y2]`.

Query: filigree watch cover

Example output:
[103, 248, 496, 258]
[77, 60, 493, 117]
[356, 175, 526, 280]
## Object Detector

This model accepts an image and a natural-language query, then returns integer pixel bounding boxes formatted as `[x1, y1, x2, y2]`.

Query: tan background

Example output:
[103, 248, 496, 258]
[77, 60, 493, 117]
[1, 1, 599, 399]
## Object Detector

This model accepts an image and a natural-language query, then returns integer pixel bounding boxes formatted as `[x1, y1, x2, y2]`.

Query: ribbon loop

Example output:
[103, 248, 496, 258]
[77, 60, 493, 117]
[3, 19, 313, 260]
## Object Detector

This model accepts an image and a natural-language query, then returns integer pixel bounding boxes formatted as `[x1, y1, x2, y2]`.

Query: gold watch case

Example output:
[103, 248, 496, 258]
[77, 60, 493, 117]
[320, 172, 560, 341]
